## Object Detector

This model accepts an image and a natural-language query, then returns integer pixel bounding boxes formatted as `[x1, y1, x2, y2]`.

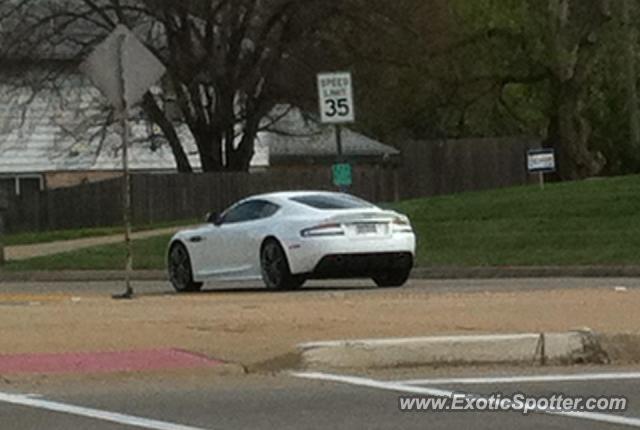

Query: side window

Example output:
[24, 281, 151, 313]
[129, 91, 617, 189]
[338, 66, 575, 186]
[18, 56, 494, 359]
[219, 200, 280, 224]
[257, 202, 280, 219]
[219, 202, 258, 224]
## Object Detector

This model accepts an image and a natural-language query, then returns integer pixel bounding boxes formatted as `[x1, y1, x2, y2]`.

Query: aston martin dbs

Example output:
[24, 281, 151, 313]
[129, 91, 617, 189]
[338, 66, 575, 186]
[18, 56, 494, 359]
[167, 191, 416, 292]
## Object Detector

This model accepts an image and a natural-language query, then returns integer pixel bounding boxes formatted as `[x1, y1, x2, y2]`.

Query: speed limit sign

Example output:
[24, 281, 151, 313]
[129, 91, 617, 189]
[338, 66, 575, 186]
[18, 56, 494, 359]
[317, 72, 355, 124]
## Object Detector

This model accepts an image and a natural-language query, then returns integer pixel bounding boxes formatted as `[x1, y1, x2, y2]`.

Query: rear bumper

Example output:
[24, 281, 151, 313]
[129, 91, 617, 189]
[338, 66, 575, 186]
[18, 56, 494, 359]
[285, 232, 416, 276]
[309, 252, 413, 279]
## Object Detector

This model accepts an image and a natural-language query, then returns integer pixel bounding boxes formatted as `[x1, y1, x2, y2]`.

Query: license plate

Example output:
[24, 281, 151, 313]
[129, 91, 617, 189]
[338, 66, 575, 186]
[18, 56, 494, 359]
[355, 223, 378, 235]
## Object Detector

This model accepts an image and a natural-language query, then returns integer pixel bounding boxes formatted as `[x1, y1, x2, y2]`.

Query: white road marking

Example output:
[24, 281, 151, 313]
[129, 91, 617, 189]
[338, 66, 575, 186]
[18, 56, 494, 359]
[292, 371, 455, 397]
[292, 371, 640, 428]
[0, 392, 210, 430]
[398, 372, 640, 386]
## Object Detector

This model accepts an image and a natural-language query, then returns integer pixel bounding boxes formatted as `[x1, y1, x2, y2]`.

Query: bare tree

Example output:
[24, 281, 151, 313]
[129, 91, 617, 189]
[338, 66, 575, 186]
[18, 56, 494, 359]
[1, 0, 338, 172]
[543, 0, 612, 179]
[621, 0, 640, 160]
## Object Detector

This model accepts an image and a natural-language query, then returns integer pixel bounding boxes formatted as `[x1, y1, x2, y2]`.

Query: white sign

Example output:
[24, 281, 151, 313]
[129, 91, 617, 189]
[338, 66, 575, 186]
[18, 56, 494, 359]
[80, 25, 166, 111]
[527, 149, 556, 173]
[317, 72, 355, 124]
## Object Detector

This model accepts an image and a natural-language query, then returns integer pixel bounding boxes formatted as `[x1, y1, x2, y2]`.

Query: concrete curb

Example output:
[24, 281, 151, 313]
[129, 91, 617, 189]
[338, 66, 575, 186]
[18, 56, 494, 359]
[298, 331, 608, 370]
[412, 266, 640, 279]
[2, 265, 640, 283]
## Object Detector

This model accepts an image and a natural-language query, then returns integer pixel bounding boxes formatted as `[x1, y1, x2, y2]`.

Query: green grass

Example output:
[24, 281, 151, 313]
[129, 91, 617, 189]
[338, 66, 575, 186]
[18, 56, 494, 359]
[5, 174, 640, 270]
[392, 175, 640, 267]
[3, 219, 198, 246]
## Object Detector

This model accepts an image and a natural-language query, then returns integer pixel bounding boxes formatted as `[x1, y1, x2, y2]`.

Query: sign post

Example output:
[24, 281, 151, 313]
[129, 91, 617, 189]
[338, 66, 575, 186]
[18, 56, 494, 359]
[81, 25, 166, 299]
[0, 189, 6, 267]
[317, 72, 355, 191]
[115, 34, 133, 299]
[527, 148, 556, 190]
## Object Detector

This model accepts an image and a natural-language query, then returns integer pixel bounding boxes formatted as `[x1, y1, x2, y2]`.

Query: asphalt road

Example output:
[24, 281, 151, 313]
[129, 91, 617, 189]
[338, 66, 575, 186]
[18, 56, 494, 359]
[2, 277, 639, 429]
[1, 276, 639, 297]
[2, 368, 640, 429]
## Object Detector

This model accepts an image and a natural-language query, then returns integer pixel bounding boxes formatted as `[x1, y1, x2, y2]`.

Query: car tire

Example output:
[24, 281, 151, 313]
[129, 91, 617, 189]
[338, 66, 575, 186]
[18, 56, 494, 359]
[261, 239, 305, 290]
[168, 242, 203, 293]
[373, 268, 411, 288]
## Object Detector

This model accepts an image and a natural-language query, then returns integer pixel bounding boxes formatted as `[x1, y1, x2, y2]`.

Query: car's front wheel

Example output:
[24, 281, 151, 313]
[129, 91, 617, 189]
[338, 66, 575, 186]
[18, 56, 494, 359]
[261, 239, 305, 290]
[168, 243, 203, 293]
[373, 268, 412, 288]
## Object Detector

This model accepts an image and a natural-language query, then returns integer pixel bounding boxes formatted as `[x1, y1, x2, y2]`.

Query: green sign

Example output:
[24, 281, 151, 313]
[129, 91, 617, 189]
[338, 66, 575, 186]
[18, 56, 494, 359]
[332, 163, 352, 187]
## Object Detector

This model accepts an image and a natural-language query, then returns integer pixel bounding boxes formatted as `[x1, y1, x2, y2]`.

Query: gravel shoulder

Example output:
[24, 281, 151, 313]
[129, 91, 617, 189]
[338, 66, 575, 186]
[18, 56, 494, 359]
[0, 280, 638, 375]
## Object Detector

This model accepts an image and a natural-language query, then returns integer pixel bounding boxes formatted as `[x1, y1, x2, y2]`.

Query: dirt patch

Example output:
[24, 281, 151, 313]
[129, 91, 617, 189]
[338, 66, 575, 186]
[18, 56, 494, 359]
[251, 352, 303, 373]
[0, 286, 639, 374]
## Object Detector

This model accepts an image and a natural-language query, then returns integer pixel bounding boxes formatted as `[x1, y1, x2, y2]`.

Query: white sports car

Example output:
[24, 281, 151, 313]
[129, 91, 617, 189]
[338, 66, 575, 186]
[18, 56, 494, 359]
[167, 191, 416, 292]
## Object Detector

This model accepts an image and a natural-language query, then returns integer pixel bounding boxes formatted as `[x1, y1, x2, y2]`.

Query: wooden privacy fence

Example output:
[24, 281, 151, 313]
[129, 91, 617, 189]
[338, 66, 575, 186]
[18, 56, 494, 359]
[130, 166, 398, 226]
[4, 166, 398, 233]
[397, 137, 540, 199]
[3, 137, 541, 233]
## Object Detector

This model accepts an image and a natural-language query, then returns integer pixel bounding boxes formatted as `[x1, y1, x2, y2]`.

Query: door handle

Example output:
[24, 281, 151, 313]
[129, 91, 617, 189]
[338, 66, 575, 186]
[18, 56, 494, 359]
[189, 236, 204, 243]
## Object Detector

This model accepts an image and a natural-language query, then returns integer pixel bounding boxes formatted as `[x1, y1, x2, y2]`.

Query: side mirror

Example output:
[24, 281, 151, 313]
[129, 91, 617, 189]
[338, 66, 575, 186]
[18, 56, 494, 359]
[205, 212, 220, 225]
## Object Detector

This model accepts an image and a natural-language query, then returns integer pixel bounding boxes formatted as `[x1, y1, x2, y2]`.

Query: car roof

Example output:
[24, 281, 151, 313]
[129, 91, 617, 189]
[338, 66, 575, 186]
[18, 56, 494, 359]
[244, 190, 361, 205]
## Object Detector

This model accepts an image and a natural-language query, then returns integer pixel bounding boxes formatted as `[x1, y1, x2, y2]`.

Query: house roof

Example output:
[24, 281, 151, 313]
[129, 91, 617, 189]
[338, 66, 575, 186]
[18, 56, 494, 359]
[0, 80, 397, 174]
[261, 107, 399, 161]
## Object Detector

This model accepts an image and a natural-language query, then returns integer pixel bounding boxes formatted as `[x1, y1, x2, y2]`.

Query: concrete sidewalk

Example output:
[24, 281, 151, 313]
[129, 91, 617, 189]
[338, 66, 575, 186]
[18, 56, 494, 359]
[4, 227, 182, 261]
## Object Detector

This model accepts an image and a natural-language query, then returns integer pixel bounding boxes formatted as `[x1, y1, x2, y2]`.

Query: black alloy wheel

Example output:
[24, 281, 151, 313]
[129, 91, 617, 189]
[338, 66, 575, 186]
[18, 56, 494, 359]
[261, 239, 305, 290]
[168, 243, 203, 292]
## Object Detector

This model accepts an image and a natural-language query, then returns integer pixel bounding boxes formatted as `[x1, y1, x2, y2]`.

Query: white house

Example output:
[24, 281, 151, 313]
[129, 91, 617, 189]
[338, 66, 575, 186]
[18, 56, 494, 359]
[0, 81, 399, 194]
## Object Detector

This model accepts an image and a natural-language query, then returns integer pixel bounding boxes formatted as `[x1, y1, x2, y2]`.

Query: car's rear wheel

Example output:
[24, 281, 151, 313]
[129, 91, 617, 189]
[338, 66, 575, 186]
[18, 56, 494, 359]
[261, 239, 305, 290]
[373, 268, 411, 288]
[168, 243, 203, 293]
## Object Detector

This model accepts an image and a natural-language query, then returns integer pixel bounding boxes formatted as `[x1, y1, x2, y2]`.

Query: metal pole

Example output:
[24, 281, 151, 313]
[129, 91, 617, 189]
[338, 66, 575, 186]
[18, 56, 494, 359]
[335, 125, 348, 193]
[0, 209, 4, 267]
[539, 172, 545, 190]
[114, 34, 134, 299]
[0, 188, 5, 266]
[120, 111, 133, 298]
[335, 124, 343, 161]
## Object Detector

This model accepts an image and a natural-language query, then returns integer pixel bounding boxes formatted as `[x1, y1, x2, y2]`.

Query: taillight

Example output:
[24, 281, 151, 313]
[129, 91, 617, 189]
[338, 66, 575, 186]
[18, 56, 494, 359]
[392, 216, 413, 233]
[300, 223, 345, 237]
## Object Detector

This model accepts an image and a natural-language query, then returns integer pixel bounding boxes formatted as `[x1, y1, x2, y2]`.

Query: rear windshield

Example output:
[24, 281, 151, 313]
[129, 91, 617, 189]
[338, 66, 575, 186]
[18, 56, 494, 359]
[290, 194, 374, 210]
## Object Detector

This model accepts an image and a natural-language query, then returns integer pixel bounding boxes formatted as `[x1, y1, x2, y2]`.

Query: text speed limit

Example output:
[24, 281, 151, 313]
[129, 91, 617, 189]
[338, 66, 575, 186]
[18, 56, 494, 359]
[317, 72, 355, 124]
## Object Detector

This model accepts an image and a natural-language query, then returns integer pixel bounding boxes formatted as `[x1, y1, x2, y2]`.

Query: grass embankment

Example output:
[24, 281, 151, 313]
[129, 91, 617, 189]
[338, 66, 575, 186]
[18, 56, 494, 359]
[5, 174, 640, 270]
[394, 175, 640, 266]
